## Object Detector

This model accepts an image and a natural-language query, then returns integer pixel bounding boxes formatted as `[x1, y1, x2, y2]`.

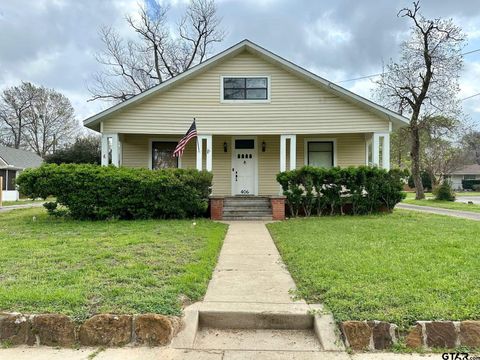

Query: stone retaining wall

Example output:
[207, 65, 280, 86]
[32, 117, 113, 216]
[341, 320, 480, 351]
[0, 312, 182, 347]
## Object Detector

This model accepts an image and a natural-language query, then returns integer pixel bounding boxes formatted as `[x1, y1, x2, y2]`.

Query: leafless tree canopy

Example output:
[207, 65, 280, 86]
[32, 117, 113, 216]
[374, 1, 466, 199]
[89, 0, 225, 103]
[0, 82, 78, 157]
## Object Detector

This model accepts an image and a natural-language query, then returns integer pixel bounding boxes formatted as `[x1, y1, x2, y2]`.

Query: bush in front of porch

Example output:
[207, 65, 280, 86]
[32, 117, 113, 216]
[277, 166, 407, 217]
[17, 164, 212, 220]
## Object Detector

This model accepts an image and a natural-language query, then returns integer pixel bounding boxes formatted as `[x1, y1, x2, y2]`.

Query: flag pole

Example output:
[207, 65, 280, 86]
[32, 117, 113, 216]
[195, 117, 200, 153]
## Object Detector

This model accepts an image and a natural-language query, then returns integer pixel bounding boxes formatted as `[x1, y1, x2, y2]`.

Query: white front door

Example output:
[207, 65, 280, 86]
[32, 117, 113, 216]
[232, 138, 256, 195]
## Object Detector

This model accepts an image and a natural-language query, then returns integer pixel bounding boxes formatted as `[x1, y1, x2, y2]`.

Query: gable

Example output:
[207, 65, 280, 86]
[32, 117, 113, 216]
[100, 50, 391, 135]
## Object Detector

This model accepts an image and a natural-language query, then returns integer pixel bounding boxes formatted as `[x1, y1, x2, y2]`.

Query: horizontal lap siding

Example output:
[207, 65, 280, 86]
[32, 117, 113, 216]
[296, 134, 366, 168]
[103, 51, 390, 135]
[258, 135, 280, 196]
[121, 134, 196, 169]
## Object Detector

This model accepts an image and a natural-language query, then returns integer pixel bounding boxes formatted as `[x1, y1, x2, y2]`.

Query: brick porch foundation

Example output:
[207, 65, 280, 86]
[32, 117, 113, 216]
[210, 197, 224, 220]
[270, 196, 286, 220]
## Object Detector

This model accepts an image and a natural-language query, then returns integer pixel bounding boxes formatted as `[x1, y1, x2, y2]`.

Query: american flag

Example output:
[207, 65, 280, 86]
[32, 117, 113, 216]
[173, 119, 197, 157]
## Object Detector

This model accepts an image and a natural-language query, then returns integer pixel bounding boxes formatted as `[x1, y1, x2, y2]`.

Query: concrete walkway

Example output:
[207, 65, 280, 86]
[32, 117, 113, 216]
[204, 221, 300, 304]
[397, 202, 480, 221]
[0, 202, 44, 212]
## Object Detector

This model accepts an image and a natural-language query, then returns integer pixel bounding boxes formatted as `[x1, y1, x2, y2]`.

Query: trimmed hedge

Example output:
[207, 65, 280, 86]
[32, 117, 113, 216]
[277, 166, 407, 217]
[16, 164, 212, 220]
[462, 179, 480, 190]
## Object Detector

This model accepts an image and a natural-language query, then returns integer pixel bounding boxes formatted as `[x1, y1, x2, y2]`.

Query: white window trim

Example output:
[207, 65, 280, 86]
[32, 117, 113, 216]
[148, 138, 182, 170]
[303, 138, 337, 167]
[230, 135, 259, 196]
[220, 75, 271, 104]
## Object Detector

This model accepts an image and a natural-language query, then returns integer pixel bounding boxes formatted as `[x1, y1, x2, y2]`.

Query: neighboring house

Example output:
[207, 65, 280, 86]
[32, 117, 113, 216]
[0, 146, 43, 201]
[83, 40, 409, 217]
[446, 164, 480, 190]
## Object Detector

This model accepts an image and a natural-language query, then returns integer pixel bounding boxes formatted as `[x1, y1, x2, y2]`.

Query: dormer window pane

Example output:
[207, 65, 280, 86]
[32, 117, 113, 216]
[223, 77, 268, 100]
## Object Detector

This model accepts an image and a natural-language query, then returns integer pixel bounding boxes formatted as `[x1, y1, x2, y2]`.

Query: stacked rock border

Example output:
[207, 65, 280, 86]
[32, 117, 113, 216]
[341, 320, 480, 351]
[0, 312, 182, 347]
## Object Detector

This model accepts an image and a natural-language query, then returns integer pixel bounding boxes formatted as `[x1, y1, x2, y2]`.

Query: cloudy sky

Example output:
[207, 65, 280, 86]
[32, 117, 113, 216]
[0, 0, 479, 128]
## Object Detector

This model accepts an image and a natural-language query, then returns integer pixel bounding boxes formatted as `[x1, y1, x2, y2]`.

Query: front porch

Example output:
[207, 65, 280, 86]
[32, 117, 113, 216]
[100, 132, 390, 198]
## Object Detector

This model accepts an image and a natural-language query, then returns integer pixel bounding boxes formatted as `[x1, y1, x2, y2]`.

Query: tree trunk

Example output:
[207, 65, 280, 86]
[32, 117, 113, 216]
[410, 125, 425, 199]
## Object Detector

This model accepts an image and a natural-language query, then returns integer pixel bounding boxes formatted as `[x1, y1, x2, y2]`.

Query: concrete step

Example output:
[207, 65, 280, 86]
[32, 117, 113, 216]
[224, 200, 271, 206]
[222, 216, 273, 221]
[193, 328, 322, 351]
[223, 209, 271, 215]
[223, 206, 272, 214]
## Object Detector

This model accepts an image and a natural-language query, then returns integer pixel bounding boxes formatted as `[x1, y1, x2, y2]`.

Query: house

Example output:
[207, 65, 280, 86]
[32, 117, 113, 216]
[446, 164, 480, 190]
[83, 39, 409, 219]
[0, 145, 43, 201]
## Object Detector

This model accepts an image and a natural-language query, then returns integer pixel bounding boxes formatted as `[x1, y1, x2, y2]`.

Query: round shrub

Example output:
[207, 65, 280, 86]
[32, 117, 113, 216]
[16, 164, 213, 220]
[434, 181, 456, 201]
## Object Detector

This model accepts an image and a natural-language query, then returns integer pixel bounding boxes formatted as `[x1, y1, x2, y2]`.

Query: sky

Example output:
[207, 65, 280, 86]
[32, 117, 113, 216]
[0, 0, 479, 128]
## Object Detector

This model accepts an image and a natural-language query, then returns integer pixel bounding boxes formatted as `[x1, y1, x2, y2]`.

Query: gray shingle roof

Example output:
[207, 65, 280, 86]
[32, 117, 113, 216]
[450, 164, 480, 175]
[0, 145, 43, 170]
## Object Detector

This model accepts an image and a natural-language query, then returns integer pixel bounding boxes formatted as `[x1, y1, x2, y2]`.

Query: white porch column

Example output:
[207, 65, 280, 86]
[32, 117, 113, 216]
[101, 134, 109, 166]
[280, 135, 296, 172]
[196, 135, 212, 171]
[111, 134, 120, 167]
[372, 132, 390, 170]
[289, 135, 296, 170]
[372, 133, 380, 167]
[382, 133, 390, 170]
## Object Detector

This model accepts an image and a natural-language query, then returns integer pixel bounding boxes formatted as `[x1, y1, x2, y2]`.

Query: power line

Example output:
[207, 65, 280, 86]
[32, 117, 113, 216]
[337, 48, 480, 83]
[462, 92, 480, 101]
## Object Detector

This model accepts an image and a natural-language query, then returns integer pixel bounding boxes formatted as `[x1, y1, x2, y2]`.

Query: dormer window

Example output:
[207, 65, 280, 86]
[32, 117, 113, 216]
[222, 77, 269, 101]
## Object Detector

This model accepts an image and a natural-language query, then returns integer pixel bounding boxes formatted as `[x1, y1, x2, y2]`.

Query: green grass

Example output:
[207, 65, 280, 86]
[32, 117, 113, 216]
[403, 198, 480, 213]
[267, 211, 480, 328]
[0, 208, 227, 320]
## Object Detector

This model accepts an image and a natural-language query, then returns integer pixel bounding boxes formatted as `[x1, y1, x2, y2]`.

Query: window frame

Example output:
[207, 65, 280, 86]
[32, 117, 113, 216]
[464, 175, 476, 180]
[148, 138, 182, 170]
[303, 138, 337, 168]
[220, 75, 271, 103]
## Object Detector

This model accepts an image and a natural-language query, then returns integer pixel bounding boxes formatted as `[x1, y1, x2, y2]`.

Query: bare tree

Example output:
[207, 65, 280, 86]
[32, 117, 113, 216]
[0, 82, 78, 157]
[375, 1, 465, 199]
[0, 82, 37, 148]
[89, 0, 225, 102]
[25, 86, 77, 157]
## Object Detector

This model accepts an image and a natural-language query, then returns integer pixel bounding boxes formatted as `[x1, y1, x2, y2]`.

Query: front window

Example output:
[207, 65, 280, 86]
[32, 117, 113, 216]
[464, 175, 476, 180]
[307, 141, 334, 168]
[151, 141, 178, 169]
[0, 169, 16, 190]
[223, 77, 268, 100]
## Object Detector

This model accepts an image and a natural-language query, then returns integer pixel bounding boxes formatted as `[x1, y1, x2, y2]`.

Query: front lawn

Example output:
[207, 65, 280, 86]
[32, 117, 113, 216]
[403, 198, 480, 213]
[0, 208, 227, 320]
[267, 211, 480, 328]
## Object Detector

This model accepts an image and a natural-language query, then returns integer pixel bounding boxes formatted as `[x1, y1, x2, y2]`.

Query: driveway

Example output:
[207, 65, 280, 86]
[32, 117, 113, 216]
[456, 195, 480, 205]
[396, 203, 480, 221]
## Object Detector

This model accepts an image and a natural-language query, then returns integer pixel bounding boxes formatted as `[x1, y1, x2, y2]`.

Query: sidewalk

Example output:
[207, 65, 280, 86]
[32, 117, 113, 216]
[0, 202, 44, 212]
[396, 203, 480, 221]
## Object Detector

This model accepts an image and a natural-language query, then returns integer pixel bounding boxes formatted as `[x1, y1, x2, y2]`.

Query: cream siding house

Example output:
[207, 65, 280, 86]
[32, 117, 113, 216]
[84, 40, 408, 202]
